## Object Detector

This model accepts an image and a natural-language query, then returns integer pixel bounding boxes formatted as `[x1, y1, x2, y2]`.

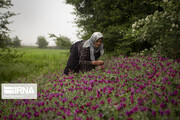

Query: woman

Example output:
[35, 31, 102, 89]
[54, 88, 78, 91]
[64, 32, 104, 75]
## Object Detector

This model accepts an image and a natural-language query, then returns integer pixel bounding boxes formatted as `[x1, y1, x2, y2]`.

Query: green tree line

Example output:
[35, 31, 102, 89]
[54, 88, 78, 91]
[66, 0, 180, 58]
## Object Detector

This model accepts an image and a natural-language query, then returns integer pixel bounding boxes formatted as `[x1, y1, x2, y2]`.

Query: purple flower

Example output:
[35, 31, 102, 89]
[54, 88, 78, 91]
[171, 99, 178, 105]
[159, 110, 164, 116]
[132, 107, 138, 112]
[116, 105, 120, 111]
[160, 102, 167, 109]
[165, 109, 170, 116]
[73, 96, 78, 101]
[110, 117, 114, 120]
[75, 108, 82, 113]
[107, 98, 112, 104]
[126, 110, 133, 116]
[99, 113, 103, 117]
[75, 117, 82, 120]
[152, 99, 157, 104]
[100, 101, 105, 104]
[65, 110, 71, 116]
[57, 111, 61, 116]
[161, 86, 166, 90]
[86, 102, 91, 107]
[83, 110, 87, 114]
[62, 115, 66, 119]
[131, 98, 134, 104]
[62, 97, 68, 103]
[152, 110, 156, 116]
[70, 103, 74, 107]
[89, 96, 93, 100]
[92, 105, 99, 110]
[33, 112, 39, 117]
[173, 90, 178, 96]
[86, 117, 93, 120]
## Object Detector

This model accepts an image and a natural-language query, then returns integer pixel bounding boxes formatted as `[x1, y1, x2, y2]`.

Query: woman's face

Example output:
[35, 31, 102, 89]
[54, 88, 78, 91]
[94, 38, 103, 48]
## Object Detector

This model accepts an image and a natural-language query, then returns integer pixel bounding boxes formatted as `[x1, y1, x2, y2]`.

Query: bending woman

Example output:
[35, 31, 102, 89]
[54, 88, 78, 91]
[64, 32, 104, 75]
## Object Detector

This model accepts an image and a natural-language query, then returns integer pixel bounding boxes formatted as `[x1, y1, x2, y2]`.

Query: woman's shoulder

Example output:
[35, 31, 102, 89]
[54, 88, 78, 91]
[78, 40, 90, 53]
[78, 40, 89, 49]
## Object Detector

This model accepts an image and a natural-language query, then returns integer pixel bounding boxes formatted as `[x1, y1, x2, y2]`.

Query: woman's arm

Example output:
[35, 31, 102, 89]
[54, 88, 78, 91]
[79, 47, 104, 72]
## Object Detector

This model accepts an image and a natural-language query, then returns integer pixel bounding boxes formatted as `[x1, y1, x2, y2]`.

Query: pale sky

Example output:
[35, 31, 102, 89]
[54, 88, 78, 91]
[7, 0, 78, 46]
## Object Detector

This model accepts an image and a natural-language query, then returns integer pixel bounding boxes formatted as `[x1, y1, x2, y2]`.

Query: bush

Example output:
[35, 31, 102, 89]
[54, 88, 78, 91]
[125, 0, 180, 58]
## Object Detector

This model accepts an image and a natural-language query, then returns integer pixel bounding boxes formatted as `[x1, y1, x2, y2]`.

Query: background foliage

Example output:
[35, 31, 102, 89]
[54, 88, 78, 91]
[126, 0, 180, 58]
[66, 0, 162, 51]
[66, 0, 179, 58]
[49, 34, 72, 49]
[36, 36, 49, 48]
[12, 36, 22, 47]
[0, 0, 23, 61]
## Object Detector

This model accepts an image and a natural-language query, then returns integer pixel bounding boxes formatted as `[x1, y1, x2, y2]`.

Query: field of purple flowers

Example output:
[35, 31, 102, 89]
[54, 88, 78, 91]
[0, 54, 180, 120]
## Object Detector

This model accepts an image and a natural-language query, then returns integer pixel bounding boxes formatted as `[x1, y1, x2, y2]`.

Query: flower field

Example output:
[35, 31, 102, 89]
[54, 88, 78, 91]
[0, 55, 180, 120]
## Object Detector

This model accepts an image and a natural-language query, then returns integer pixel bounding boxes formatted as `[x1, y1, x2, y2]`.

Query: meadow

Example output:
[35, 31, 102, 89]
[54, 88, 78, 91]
[0, 47, 69, 84]
[0, 51, 179, 120]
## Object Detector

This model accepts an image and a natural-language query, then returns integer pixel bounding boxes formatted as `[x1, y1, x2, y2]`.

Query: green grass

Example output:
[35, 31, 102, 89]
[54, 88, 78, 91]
[0, 47, 69, 83]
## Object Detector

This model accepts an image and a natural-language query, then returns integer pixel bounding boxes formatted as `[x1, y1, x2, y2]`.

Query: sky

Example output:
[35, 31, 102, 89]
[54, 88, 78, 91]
[6, 0, 78, 46]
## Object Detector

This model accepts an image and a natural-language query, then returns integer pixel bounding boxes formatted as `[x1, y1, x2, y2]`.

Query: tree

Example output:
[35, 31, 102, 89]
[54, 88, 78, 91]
[36, 36, 48, 48]
[49, 34, 72, 49]
[12, 36, 21, 47]
[65, 0, 162, 53]
[0, 0, 15, 49]
[126, 0, 180, 58]
[0, 0, 22, 61]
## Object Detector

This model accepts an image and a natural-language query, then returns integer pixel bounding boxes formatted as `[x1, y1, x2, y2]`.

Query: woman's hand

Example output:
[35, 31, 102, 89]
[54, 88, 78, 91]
[92, 60, 104, 66]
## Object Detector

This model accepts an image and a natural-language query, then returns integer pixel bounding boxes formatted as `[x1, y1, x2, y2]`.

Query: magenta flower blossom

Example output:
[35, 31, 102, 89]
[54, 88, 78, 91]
[152, 110, 156, 116]
[159, 110, 164, 116]
[160, 102, 167, 109]
[165, 109, 170, 116]
[173, 90, 178, 96]
[57, 111, 61, 116]
[65, 110, 71, 116]
[89, 96, 93, 100]
[171, 99, 178, 105]
[75, 117, 82, 120]
[75, 108, 82, 113]
[86, 102, 91, 107]
[152, 99, 157, 104]
[126, 110, 133, 116]
[99, 113, 103, 117]
[117, 105, 121, 111]
[132, 107, 138, 112]
[33, 112, 39, 117]
[62, 97, 68, 103]
[131, 98, 134, 104]
[92, 105, 99, 110]
[62, 115, 66, 119]
[100, 101, 105, 104]
[86, 117, 93, 120]
[107, 98, 112, 104]
[83, 110, 87, 114]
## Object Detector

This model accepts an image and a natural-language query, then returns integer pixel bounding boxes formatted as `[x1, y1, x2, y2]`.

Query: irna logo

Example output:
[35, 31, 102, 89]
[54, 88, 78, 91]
[4, 86, 35, 94]
[1, 83, 37, 99]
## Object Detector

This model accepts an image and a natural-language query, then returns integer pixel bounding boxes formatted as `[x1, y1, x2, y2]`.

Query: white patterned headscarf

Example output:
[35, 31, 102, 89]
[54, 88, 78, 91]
[83, 32, 104, 61]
